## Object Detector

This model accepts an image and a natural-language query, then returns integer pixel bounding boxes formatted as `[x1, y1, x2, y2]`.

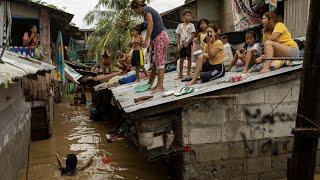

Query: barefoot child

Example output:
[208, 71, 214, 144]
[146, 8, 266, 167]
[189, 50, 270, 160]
[175, 9, 196, 79]
[187, 25, 225, 86]
[115, 50, 131, 74]
[228, 31, 261, 73]
[196, 19, 209, 50]
[130, 27, 148, 81]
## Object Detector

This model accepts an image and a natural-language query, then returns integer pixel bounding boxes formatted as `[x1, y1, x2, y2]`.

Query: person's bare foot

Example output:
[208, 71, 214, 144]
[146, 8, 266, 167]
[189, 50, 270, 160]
[242, 69, 248, 74]
[176, 75, 183, 79]
[150, 85, 158, 91]
[260, 68, 270, 73]
[152, 86, 164, 93]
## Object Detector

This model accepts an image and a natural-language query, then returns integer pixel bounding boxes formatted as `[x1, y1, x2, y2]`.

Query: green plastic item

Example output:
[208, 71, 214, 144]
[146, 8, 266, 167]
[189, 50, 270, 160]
[134, 83, 152, 93]
[174, 87, 194, 97]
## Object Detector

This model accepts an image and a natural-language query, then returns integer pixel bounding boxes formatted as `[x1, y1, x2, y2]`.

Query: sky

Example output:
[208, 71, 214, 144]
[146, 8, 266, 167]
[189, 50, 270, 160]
[42, 0, 185, 28]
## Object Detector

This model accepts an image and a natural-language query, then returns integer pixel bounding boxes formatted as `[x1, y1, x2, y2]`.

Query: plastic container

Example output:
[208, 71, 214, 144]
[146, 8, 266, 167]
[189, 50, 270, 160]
[139, 132, 154, 147]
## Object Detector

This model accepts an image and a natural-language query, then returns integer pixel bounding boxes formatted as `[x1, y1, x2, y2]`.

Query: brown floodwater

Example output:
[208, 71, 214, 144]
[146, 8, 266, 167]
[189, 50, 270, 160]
[19, 96, 169, 180]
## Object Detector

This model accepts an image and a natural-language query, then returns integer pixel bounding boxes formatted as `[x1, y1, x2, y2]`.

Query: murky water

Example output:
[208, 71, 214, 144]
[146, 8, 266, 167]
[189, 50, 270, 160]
[19, 96, 169, 180]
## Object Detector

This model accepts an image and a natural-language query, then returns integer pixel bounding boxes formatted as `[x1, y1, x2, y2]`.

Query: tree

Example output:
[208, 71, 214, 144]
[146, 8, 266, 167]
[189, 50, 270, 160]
[85, 0, 149, 65]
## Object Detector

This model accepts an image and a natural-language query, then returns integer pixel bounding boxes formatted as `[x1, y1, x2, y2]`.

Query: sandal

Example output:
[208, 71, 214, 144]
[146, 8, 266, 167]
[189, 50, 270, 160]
[134, 83, 152, 93]
[174, 87, 194, 97]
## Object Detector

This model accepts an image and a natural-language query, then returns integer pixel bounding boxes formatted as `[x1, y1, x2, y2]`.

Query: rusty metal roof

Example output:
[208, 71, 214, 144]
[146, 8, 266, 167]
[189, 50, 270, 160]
[0, 48, 55, 87]
[110, 65, 302, 114]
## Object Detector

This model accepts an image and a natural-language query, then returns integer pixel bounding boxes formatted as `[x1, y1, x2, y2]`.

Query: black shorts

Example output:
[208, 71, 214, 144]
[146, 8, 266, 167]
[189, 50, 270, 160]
[200, 61, 225, 83]
[180, 45, 191, 59]
[131, 50, 144, 67]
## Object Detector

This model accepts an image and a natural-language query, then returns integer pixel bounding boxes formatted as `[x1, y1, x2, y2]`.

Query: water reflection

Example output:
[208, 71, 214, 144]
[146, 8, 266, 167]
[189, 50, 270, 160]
[19, 98, 169, 180]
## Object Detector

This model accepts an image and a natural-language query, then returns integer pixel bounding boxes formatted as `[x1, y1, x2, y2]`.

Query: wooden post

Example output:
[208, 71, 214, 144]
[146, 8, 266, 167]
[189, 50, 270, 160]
[288, 0, 320, 179]
[40, 8, 51, 64]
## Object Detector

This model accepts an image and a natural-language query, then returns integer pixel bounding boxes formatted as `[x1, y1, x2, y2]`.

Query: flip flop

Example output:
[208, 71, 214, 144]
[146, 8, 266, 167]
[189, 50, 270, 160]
[134, 83, 152, 93]
[181, 77, 193, 82]
[174, 87, 194, 97]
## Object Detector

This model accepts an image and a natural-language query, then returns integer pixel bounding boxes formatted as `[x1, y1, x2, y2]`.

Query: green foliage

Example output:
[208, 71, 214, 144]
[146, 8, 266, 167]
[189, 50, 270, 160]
[85, 0, 150, 65]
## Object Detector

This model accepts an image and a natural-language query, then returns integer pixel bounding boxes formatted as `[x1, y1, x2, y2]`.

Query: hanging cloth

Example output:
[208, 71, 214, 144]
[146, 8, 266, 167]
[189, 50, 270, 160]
[55, 31, 65, 83]
[265, 0, 283, 11]
[232, 0, 262, 32]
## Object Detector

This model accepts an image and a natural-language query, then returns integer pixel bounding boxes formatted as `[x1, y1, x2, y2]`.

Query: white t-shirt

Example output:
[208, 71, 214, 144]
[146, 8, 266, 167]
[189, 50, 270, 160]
[175, 23, 196, 46]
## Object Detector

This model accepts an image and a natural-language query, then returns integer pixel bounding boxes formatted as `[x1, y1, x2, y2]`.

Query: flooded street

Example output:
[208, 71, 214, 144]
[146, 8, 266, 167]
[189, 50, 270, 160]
[20, 97, 169, 180]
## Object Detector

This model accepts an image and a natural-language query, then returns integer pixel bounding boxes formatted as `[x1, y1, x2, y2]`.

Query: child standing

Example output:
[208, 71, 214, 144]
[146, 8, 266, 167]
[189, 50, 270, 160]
[102, 47, 111, 74]
[131, 27, 148, 81]
[228, 31, 261, 73]
[175, 9, 196, 79]
[196, 19, 210, 50]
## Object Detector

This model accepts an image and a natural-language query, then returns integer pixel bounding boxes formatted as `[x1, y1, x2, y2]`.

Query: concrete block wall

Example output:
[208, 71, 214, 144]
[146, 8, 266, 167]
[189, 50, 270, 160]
[0, 81, 32, 180]
[181, 79, 302, 180]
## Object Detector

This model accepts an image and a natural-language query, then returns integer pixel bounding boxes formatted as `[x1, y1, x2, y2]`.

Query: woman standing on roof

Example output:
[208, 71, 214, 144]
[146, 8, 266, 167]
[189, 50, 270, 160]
[258, 11, 299, 73]
[131, 0, 169, 93]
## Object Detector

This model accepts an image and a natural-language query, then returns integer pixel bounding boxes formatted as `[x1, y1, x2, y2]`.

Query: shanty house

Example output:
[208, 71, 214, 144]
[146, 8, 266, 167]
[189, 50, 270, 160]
[0, 0, 73, 63]
[0, 48, 54, 179]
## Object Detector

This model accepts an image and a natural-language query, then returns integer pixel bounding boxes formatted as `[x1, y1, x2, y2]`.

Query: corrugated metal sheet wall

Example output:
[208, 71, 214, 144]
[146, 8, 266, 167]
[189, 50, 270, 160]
[284, 0, 310, 37]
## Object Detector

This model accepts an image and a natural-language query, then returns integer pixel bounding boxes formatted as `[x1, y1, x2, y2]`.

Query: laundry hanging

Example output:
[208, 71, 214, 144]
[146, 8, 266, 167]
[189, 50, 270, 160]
[265, 0, 282, 11]
[231, 0, 263, 32]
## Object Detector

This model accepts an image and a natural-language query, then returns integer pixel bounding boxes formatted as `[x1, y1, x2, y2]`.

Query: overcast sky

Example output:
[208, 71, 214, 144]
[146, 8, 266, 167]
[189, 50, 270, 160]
[42, 0, 185, 28]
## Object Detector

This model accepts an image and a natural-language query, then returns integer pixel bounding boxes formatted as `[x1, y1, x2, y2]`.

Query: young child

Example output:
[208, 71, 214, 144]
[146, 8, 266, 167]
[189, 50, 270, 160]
[196, 19, 210, 50]
[175, 9, 196, 79]
[102, 47, 111, 74]
[55, 153, 93, 176]
[228, 31, 261, 73]
[130, 26, 148, 81]
[187, 25, 226, 86]
[192, 19, 209, 63]
[115, 50, 131, 74]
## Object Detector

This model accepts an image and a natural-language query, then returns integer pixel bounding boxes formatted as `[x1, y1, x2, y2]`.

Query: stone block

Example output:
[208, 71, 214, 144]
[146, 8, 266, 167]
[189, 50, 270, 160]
[183, 147, 198, 165]
[258, 138, 292, 156]
[198, 143, 229, 162]
[245, 157, 271, 175]
[190, 127, 222, 145]
[271, 102, 298, 123]
[184, 164, 199, 180]
[222, 123, 270, 143]
[271, 154, 289, 171]
[242, 104, 273, 124]
[264, 82, 292, 104]
[237, 88, 265, 105]
[183, 102, 226, 126]
[223, 159, 245, 177]
[225, 106, 244, 123]
[229, 140, 259, 159]
[259, 169, 287, 180]
[291, 79, 301, 102]
[269, 121, 295, 138]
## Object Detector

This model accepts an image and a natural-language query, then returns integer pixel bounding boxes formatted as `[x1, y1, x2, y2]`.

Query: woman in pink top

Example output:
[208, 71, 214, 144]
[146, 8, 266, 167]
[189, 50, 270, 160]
[23, 25, 40, 48]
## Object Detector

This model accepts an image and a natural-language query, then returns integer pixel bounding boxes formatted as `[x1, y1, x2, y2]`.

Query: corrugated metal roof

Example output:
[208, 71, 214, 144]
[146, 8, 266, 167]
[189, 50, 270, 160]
[0, 48, 55, 86]
[111, 65, 302, 114]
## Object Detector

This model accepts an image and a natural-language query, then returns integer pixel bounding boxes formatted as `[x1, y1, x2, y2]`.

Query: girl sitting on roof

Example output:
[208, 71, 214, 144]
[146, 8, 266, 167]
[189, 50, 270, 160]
[187, 25, 226, 86]
[257, 11, 299, 73]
